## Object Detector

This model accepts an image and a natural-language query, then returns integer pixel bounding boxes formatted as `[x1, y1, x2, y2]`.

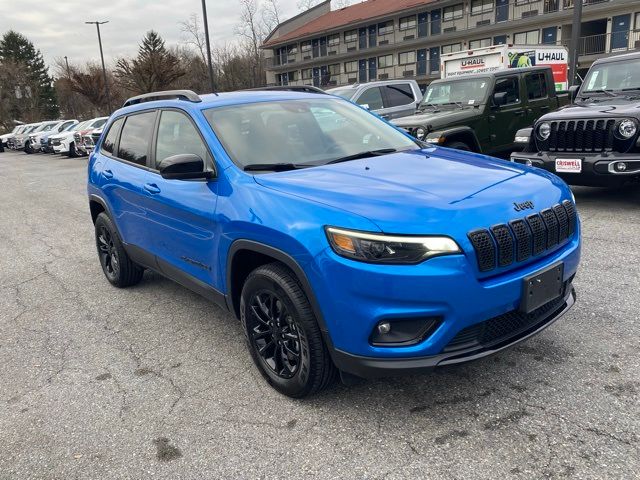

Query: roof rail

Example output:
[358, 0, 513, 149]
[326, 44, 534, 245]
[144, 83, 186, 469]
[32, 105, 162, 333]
[122, 90, 202, 108]
[247, 85, 327, 94]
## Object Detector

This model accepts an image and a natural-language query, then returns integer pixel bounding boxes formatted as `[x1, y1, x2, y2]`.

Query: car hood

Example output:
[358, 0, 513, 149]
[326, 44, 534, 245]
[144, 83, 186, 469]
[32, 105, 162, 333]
[253, 148, 569, 236]
[541, 100, 640, 121]
[392, 107, 482, 130]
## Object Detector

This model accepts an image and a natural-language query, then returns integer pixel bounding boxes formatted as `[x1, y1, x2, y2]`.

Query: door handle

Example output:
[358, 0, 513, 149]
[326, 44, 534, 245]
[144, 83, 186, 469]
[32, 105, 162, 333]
[102, 169, 113, 179]
[144, 183, 161, 194]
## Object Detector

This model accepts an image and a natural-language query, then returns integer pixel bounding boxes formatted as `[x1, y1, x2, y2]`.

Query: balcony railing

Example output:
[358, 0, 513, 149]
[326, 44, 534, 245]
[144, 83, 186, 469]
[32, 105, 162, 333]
[561, 29, 640, 56]
[266, 0, 612, 67]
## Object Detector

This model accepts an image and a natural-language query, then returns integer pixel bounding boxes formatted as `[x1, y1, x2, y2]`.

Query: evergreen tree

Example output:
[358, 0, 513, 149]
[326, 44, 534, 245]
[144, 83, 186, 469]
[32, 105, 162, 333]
[0, 30, 59, 120]
[114, 31, 185, 94]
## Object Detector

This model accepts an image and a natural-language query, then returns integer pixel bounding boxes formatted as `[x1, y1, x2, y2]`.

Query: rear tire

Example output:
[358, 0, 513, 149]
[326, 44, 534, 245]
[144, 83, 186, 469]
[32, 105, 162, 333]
[240, 263, 336, 398]
[94, 213, 144, 288]
[446, 141, 471, 151]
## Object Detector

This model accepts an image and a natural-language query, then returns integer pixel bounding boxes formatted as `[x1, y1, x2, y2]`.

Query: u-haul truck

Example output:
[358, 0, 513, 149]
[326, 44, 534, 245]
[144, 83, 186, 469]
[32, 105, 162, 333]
[441, 44, 569, 91]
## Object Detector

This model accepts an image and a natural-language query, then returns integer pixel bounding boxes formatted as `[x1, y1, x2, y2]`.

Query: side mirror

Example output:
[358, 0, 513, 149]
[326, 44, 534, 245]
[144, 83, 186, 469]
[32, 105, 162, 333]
[157, 153, 211, 180]
[493, 92, 507, 107]
[568, 85, 580, 103]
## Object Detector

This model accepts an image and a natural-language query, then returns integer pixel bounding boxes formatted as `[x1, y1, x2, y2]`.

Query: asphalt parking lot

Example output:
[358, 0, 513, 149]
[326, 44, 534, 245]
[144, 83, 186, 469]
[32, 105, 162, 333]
[1, 150, 638, 479]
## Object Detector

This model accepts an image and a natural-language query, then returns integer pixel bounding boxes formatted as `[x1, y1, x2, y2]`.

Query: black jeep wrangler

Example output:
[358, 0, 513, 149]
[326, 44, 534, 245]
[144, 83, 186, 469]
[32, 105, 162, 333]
[511, 51, 640, 187]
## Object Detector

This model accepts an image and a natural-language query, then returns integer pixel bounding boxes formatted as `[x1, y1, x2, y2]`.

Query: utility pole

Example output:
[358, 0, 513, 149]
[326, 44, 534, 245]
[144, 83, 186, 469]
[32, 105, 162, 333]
[568, 0, 583, 86]
[63, 56, 77, 118]
[201, 0, 216, 93]
[86, 21, 113, 114]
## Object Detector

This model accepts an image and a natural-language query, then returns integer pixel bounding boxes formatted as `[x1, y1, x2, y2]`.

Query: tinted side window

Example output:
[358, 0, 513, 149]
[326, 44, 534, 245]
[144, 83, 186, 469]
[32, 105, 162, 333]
[356, 87, 384, 110]
[101, 118, 123, 155]
[526, 73, 548, 100]
[155, 111, 209, 169]
[384, 84, 415, 107]
[117, 112, 156, 166]
[494, 77, 520, 105]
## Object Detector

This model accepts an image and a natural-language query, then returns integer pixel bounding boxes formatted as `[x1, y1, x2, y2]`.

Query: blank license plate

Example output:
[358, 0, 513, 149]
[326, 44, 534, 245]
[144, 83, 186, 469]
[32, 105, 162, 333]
[520, 262, 564, 314]
[555, 158, 582, 173]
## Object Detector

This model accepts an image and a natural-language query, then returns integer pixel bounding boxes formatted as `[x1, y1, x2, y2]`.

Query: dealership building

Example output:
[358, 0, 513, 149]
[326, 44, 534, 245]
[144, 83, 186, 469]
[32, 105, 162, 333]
[262, 0, 640, 88]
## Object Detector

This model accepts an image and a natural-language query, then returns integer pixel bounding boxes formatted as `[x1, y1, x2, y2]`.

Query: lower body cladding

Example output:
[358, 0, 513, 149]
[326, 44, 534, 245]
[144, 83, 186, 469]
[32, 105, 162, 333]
[312, 235, 581, 379]
[511, 151, 640, 187]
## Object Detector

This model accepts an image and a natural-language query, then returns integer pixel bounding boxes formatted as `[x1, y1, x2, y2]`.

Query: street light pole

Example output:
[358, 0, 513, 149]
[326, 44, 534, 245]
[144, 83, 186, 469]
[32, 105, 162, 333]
[63, 56, 77, 118]
[568, 0, 583, 87]
[200, 0, 216, 93]
[86, 21, 113, 114]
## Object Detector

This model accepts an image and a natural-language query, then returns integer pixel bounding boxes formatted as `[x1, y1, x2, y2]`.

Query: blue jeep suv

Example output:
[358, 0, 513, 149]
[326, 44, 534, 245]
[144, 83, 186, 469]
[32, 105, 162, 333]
[88, 89, 581, 397]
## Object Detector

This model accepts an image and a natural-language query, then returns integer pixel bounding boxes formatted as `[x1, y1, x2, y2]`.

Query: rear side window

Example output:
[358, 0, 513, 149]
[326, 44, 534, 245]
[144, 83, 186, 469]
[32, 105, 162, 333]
[154, 111, 209, 169]
[494, 77, 520, 105]
[101, 118, 123, 155]
[525, 73, 548, 100]
[383, 84, 415, 107]
[117, 112, 156, 166]
[356, 87, 384, 110]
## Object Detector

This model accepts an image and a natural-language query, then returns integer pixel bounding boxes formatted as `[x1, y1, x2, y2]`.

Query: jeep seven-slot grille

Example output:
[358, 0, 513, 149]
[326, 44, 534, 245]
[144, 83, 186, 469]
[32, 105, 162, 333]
[536, 118, 637, 153]
[467, 201, 577, 273]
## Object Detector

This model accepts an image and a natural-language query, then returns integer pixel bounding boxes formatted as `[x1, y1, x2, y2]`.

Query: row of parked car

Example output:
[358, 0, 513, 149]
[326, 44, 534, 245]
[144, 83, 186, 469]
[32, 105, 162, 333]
[0, 116, 108, 156]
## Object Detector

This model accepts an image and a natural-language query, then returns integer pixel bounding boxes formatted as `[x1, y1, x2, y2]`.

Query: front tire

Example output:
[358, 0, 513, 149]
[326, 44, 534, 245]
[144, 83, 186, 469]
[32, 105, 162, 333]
[240, 263, 336, 398]
[94, 213, 144, 288]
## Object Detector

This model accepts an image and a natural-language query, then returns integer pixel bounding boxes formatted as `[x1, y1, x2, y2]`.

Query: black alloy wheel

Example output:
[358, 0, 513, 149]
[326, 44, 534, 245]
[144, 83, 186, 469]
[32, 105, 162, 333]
[97, 224, 120, 282]
[248, 290, 302, 379]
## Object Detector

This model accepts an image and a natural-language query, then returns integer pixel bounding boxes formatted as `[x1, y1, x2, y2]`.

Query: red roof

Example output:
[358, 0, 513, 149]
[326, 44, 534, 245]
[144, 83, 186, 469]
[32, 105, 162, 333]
[263, 0, 434, 47]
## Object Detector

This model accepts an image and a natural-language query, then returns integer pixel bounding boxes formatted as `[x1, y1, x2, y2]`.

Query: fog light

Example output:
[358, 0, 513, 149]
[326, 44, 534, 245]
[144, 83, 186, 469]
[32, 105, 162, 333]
[377, 322, 391, 334]
[616, 162, 627, 172]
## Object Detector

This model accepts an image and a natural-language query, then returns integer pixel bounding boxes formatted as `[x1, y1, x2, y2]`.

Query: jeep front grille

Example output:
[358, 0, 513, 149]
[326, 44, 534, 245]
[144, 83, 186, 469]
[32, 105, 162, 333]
[536, 119, 637, 153]
[467, 200, 577, 273]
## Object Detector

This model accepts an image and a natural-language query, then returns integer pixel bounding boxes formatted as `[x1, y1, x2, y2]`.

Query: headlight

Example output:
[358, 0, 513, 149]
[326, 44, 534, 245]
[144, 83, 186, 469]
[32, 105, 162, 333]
[414, 127, 427, 141]
[537, 122, 551, 141]
[617, 119, 636, 139]
[325, 227, 461, 264]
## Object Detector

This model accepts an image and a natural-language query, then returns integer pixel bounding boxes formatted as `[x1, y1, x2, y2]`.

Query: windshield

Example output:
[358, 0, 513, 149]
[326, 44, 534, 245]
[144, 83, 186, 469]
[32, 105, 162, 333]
[91, 118, 107, 129]
[582, 58, 640, 93]
[326, 88, 356, 100]
[421, 78, 489, 107]
[203, 98, 419, 169]
[33, 122, 57, 133]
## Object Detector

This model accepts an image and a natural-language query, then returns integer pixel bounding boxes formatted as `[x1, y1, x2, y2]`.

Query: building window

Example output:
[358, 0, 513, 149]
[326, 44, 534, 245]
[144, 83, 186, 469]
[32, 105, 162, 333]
[515, 0, 536, 5]
[443, 4, 464, 21]
[344, 61, 359, 73]
[301, 41, 312, 53]
[287, 44, 298, 56]
[344, 29, 358, 43]
[378, 21, 394, 35]
[378, 54, 393, 68]
[514, 29, 539, 44]
[328, 64, 340, 75]
[399, 15, 417, 30]
[471, 0, 493, 14]
[328, 34, 340, 47]
[398, 51, 416, 65]
[441, 43, 462, 54]
[302, 68, 313, 79]
[287, 71, 299, 82]
[469, 38, 491, 49]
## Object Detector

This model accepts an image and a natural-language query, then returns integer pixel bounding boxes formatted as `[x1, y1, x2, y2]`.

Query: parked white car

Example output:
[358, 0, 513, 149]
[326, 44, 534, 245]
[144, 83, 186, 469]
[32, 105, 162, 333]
[50, 120, 90, 155]
[26, 119, 78, 154]
[1, 125, 24, 150]
[11, 123, 42, 150]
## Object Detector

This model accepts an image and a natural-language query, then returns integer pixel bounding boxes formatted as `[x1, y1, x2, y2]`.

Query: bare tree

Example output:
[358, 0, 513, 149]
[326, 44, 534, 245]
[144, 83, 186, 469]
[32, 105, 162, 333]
[297, 0, 355, 11]
[235, 0, 266, 87]
[179, 13, 208, 67]
[262, 0, 282, 34]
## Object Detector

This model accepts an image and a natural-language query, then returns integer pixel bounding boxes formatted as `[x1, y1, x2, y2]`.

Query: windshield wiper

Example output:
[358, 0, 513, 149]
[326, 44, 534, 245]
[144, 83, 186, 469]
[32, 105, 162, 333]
[585, 89, 618, 98]
[325, 148, 398, 165]
[419, 102, 440, 111]
[243, 163, 311, 172]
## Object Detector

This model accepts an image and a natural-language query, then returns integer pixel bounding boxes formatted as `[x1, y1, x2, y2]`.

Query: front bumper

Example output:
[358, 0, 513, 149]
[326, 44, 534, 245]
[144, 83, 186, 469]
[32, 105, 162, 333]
[334, 287, 575, 378]
[510, 151, 640, 187]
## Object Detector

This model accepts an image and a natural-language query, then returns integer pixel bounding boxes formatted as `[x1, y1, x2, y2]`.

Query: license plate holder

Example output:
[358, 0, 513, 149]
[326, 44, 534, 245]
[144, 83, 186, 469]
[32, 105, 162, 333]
[520, 262, 564, 314]
[555, 158, 582, 173]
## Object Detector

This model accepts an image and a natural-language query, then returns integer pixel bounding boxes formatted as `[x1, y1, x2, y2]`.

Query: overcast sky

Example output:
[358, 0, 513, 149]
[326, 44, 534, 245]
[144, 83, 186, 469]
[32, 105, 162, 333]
[1, 0, 303, 73]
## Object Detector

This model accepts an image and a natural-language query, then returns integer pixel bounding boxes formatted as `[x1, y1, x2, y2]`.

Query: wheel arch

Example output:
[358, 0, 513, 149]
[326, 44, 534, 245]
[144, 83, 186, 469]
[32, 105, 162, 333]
[226, 240, 333, 348]
[432, 127, 482, 152]
[89, 194, 110, 224]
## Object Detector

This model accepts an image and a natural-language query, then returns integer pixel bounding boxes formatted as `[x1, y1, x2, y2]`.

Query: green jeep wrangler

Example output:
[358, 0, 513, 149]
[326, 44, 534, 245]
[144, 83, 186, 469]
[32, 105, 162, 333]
[392, 66, 569, 156]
